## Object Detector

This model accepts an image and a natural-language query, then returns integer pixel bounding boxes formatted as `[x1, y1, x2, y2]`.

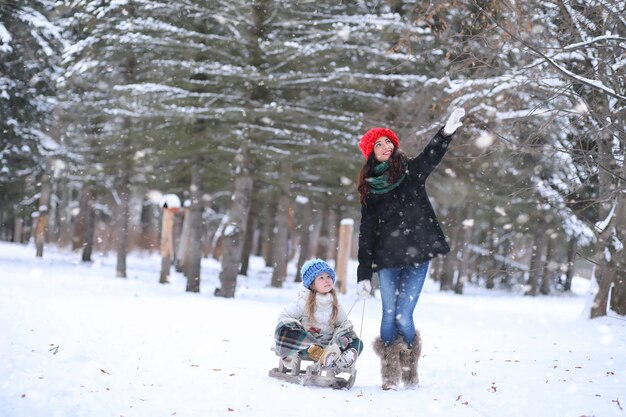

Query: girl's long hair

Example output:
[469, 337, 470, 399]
[357, 147, 408, 204]
[306, 288, 339, 326]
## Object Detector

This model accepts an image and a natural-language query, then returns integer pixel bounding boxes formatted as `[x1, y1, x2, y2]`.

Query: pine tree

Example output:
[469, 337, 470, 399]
[0, 0, 66, 242]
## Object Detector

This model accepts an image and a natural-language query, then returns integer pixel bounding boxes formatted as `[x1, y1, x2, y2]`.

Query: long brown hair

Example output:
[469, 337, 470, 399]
[357, 147, 408, 204]
[306, 288, 339, 326]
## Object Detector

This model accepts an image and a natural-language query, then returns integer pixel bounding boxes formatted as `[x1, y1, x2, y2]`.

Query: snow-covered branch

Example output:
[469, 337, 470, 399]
[475, 3, 626, 102]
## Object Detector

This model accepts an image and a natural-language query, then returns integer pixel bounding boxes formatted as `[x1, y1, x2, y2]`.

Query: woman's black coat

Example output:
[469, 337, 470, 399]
[357, 128, 453, 282]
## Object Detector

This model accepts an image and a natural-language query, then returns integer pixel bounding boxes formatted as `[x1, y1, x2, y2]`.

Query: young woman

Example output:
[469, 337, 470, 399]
[274, 259, 362, 371]
[356, 108, 465, 390]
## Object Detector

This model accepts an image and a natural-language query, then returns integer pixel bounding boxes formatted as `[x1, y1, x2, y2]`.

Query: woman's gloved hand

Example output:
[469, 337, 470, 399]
[443, 108, 466, 136]
[357, 280, 372, 299]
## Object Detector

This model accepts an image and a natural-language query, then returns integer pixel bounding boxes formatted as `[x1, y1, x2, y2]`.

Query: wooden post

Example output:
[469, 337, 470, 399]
[160, 209, 175, 283]
[34, 212, 48, 257]
[175, 203, 191, 273]
[159, 194, 181, 284]
[336, 218, 353, 294]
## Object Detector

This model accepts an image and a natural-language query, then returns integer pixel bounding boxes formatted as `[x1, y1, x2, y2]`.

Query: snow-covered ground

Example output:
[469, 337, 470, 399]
[0, 241, 624, 417]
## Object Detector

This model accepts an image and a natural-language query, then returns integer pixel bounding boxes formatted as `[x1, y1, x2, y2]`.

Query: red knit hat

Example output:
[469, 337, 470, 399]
[358, 127, 400, 159]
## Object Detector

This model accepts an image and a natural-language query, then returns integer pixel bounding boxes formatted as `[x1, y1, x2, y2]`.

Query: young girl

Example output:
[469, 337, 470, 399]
[274, 259, 362, 370]
[356, 108, 465, 389]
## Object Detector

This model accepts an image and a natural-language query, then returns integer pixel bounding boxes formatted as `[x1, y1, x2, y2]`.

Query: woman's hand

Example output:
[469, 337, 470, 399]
[357, 280, 372, 298]
[443, 108, 465, 136]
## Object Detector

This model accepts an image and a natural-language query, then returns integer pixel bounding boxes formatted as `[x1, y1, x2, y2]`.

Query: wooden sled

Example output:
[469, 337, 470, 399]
[268, 354, 357, 389]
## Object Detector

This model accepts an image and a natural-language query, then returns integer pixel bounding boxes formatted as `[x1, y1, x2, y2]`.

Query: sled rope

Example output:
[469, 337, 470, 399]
[345, 297, 359, 316]
[345, 297, 367, 339]
[344, 297, 367, 365]
[358, 297, 366, 341]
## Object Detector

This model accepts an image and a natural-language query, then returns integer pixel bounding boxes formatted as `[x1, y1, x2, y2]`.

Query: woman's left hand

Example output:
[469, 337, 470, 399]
[357, 280, 372, 299]
[443, 108, 465, 136]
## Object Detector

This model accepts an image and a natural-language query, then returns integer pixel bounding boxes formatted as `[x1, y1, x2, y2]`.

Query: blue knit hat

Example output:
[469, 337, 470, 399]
[301, 259, 336, 289]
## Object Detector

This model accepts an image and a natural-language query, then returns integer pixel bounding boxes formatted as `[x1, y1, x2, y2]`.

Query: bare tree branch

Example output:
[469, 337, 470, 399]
[473, 1, 626, 102]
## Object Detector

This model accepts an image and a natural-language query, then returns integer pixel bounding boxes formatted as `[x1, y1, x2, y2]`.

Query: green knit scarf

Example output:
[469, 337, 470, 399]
[367, 161, 406, 194]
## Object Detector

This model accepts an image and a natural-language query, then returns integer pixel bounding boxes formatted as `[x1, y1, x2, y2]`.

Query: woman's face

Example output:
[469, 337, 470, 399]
[373, 136, 394, 162]
[311, 272, 334, 294]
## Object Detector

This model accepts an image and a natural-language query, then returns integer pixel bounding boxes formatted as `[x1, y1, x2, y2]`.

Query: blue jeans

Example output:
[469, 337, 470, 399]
[378, 261, 430, 345]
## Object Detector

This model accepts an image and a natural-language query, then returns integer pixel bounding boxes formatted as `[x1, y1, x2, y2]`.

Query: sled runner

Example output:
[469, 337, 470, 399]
[268, 354, 357, 389]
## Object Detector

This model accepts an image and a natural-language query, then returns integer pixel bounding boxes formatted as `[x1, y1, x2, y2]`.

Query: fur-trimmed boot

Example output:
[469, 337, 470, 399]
[399, 330, 422, 387]
[373, 337, 403, 390]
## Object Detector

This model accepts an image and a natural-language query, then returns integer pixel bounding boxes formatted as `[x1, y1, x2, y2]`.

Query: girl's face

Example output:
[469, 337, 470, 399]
[311, 272, 334, 294]
[373, 136, 394, 162]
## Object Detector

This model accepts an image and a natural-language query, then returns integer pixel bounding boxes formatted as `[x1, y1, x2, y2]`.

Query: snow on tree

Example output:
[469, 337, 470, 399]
[0, 0, 67, 240]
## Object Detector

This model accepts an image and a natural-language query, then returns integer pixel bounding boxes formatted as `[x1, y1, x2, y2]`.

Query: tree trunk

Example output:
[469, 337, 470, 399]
[139, 197, 158, 251]
[610, 246, 626, 315]
[57, 180, 72, 248]
[610, 273, 626, 315]
[540, 234, 553, 295]
[455, 206, 475, 295]
[0, 210, 6, 241]
[23, 216, 32, 243]
[271, 158, 292, 287]
[73, 184, 90, 251]
[325, 208, 339, 263]
[295, 198, 313, 283]
[526, 222, 546, 296]
[14, 217, 23, 243]
[308, 210, 321, 259]
[608, 139, 626, 315]
[215, 0, 269, 290]
[440, 210, 459, 291]
[172, 211, 183, 267]
[563, 237, 577, 292]
[262, 198, 277, 267]
[116, 173, 130, 278]
[203, 217, 221, 258]
[591, 264, 614, 318]
[498, 237, 512, 287]
[47, 171, 60, 243]
[240, 183, 258, 276]
[186, 166, 204, 293]
[591, 133, 617, 317]
[35, 171, 52, 258]
[288, 204, 297, 263]
[255, 210, 268, 258]
[315, 205, 330, 259]
[210, 215, 228, 260]
[484, 217, 496, 289]
[216, 145, 253, 298]
[429, 256, 441, 284]
[81, 186, 96, 262]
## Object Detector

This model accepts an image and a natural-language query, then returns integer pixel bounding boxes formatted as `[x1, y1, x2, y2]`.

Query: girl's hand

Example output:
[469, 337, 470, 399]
[443, 108, 465, 136]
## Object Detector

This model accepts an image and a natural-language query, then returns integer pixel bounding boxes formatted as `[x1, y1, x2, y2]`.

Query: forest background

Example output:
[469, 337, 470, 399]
[0, 0, 625, 318]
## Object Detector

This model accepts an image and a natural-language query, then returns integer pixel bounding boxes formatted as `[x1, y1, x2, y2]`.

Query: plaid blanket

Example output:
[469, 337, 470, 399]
[274, 319, 358, 358]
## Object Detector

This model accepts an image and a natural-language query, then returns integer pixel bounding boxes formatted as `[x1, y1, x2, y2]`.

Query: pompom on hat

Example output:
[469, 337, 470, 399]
[358, 127, 400, 159]
[301, 259, 336, 289]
